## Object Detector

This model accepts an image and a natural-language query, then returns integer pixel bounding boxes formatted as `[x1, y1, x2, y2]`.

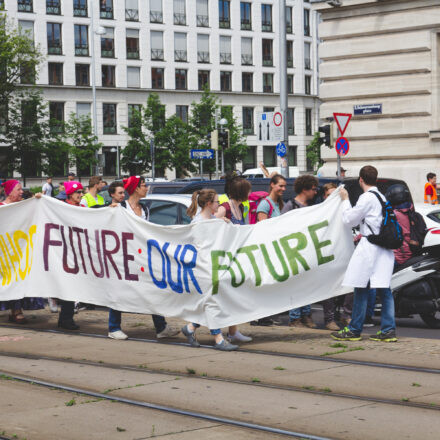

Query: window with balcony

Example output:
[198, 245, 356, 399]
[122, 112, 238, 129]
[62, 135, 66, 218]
[197, 34, 209, 63]
[286, 6, 293, 33]
[305, 108, 312, 135]
[102, 65, 116, 87]
[219, 36, 231, 64]
[126, 29, 139, 59]
[48, 62, 63, 85]
[261, 4, 272, 32]
[219, 0, 230, 29]
[198, 70, 209, 90]
[73, 0, 87, 17]
[304, 9, 310, 36]
[196, 0, 209, 27]
[263, 73, 273, 93]
[175, 69, 187, 90]
[103, 103, 117, 134]
[100, 0, 113, 19]
[101, 27, 114, 58]
[125, 0, 138, 21]
[304, 42, 311, 70]
[47, 23, 62, 55]
[49, 102, 64, 133]
[174, 0, 186, 25]
[18, 0, 33, 12]
[128, 104, 142, 127]
[220, 71, 231, 92]
[46, 0, 61, 15]
[287, 108, 294, 135]
[150, 31, 164, 60]
[241, 37, 252, 65]
[288, 74, 294, 94]
[288, 145, 298, 167]
[242, 107, 254, 135]
[242, 145, 256, 170]
[75, 64, 89, 86]
[151, 67, 164, 89]
[150, 0, 163, 23]
[262, 39, 273, 66]
[287, 40, 293, 67]
[174, 33, 187, 62]
[240, 2, 251, 30]
[242, 72, 252, 92]
[127, 66, 140, 87]
[263, 145, 276, 167]
[176, 105, 188, 123]
[305, 74, 311, 95]
[74, 24, 88, 56]
[19, 20, 34, 42]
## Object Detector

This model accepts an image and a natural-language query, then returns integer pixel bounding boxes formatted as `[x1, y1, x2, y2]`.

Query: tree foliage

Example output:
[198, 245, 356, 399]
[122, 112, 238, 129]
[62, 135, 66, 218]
[306, 132, 324, 172]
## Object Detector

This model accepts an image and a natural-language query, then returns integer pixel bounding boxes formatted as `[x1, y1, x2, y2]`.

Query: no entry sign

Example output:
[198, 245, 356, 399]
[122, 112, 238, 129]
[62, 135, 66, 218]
[335, 137, 349, 156]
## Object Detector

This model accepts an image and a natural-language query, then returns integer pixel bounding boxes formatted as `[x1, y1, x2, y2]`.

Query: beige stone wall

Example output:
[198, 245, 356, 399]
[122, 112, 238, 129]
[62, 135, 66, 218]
[313, 0, 440, 201]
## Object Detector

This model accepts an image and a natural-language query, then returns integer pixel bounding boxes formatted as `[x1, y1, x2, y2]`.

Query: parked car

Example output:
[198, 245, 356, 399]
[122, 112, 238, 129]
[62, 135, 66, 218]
[139, 194, 192, 225]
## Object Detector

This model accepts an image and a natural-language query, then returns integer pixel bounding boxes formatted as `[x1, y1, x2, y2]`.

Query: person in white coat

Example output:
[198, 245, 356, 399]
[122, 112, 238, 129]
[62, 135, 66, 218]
[331, 165, 397, 342]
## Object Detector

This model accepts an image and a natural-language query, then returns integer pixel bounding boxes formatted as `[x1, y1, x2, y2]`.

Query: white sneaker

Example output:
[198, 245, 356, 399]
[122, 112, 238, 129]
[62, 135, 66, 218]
[108, 330, 128, 340]
[48, 298, 58, 313]
[227, 330, 252, 343]
[156, 325, 180, 339]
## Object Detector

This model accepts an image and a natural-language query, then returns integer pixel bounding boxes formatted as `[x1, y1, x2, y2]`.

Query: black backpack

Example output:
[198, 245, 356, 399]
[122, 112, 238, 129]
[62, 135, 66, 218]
[407, 210, 427, 254]
[366, 191, 403, 250]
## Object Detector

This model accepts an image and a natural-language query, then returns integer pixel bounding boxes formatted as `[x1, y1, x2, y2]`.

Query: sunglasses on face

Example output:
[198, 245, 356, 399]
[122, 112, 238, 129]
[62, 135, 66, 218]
[75, 190, 84, 194]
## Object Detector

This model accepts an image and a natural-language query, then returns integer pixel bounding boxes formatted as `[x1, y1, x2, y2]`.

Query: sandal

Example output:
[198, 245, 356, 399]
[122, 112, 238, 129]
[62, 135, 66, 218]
[8, 312, 28, 324]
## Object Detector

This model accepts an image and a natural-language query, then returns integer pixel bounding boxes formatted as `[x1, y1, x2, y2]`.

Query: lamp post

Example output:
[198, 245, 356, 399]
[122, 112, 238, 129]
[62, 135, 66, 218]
[219, 118, 228, 176]
[110, 145, 120, 179]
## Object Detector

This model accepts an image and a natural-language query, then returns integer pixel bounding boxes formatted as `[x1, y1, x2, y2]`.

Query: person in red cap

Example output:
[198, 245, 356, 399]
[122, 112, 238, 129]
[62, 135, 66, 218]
[107, 175, 180, 340]
[0, 180, 45, 323]
[64, 181, 84, 206]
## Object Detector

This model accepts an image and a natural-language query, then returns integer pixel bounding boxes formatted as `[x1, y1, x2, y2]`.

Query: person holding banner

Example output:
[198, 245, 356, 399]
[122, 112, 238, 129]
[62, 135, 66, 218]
[181, 189, 238, 351]
[0, 180, 45, 323]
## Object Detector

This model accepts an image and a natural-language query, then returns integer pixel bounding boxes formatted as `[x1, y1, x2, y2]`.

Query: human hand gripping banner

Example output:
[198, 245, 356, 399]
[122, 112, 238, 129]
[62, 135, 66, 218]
[0, 189, 354, 328]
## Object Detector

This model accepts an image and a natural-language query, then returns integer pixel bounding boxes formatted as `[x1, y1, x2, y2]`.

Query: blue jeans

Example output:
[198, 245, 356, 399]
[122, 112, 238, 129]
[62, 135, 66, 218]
[366, 289, 376, 318]
[108, 309, 167, 334]
[289, 305, 311, 321]
[192, 323, 221, 336]
[348, 287, 395, 335]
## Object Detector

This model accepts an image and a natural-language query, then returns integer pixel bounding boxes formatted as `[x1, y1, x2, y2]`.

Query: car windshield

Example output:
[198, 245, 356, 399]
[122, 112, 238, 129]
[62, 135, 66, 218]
[427, 211, 440, 223]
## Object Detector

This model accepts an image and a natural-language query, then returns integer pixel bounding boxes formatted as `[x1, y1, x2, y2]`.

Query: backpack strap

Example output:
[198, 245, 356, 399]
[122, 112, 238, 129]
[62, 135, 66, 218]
[265, 197, 274, 218]
[365, 191, 386, 235]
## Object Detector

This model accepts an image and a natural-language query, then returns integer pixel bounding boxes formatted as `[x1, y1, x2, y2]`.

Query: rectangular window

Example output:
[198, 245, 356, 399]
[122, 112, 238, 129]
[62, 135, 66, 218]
[151, 67, 164, 89]
[18, 0, 33, 12]
[286, 6, 293, 33]
[198, 70, 209, 90]
[46, 0, 61, 15]
[261, 4, 272, 32]
[75, 64, 89, 86]
[150, 0, 163, 23]
[287, 108, 294, 135]
[220, 71, 231, 91]
[288, 145, 297, 167]
[304, 42, 311, 70]
[242, 107, 254, 135]
[174, 33, 187, 62]
[262, 39, 273, 66]
[102, 65, 116, 87]
[49, 102, 64, 133]
[263, 146, 276, 167]
[76, 102, 91, 117]
[73, 0, 87, 17]
[176, 105, 188, 123]
[174, 0, 186, 25]
[242, 145, 256, 170]
[128, 104, 142, 127]
[219, 36, 231, 64]
[48, 62, 63, 85]
[125, 0, 139, 21]
[240, 2, 251, 30]
[127, 66, 140, 88]
[305, 108, 312, 135]
[126, 29, 139, 59]
[101, 27, 115, 58]
[74, 24, 89, 56]
[103, 103, 117, 134]
[242, 72, 253, 92]
[150, 31, 164, 60]
[304, 9, 310, 36]
[175, 69, 187, 90]
[196, 0, 209, 27]
[305, 74, 311, 95]
[19, 20, 34, 41]
[287, 40, 293, 68]
[263, 73, 273, 93]
[241, 37, 252, 65]
[263, 106, 274, 112]
[197, 34, 210, 63]
[100, 0, 113, 19]
[47, 23, 62, 55]
[219, 0, 230, 29]
[288, 74, 294, 94]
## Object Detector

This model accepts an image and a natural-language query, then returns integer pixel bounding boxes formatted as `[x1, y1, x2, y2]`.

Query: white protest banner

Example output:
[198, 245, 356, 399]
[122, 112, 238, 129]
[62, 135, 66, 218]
[0, 191, 354, 328]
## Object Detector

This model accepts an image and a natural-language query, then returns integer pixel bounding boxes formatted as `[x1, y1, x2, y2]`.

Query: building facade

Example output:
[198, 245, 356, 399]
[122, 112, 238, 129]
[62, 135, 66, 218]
[2, 0, 319, 183]
[314, 0, 440, 201]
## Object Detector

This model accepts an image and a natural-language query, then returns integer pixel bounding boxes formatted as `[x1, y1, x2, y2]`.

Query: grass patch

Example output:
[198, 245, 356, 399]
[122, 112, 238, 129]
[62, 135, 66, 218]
[273, 366, 286, 371]
[321, 346, 365, 356]
[251, 377, 261, 383]
[302, 386, 315, 391]
[329, 343, 347, 349]
[412, 383, 421, 387]
[131, 322, 146, 327]
[321, 387, 332, 393]
[116, 427, 126, 432]
[186, 368, 196, 375]
[65, 398, 76, 406]
[401, 398, 409, 402]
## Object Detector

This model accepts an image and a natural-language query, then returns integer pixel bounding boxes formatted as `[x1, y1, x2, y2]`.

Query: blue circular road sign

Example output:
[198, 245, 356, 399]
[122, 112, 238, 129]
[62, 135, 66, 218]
[335, 137, 350, 156]
[276, 142, 287, 157]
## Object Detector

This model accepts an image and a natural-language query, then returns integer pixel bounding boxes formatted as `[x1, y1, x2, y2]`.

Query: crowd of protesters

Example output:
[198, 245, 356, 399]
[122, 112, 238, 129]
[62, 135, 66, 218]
[1, 164, 423, 349]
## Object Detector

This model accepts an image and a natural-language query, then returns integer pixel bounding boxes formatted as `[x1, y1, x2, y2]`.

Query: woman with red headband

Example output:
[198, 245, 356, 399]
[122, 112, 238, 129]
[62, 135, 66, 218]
[0, 180, 45, 323]
[107, 175, 180, 340]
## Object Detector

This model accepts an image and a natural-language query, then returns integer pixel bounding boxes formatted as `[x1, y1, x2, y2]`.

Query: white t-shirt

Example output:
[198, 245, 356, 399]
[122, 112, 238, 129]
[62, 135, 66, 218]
[125, 201, 147, 220]
[191, 213, 215, 223]
[42, 182, 53, 197]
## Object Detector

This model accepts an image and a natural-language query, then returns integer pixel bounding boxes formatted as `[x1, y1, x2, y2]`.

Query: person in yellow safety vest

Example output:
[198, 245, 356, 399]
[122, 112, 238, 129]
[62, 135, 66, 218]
[80, 175, 106, 207]
[424, 172, 438, 205]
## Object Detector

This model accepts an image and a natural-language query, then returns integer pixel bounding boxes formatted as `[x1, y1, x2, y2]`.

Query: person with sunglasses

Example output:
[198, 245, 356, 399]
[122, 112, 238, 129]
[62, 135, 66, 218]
[281, 174, 320, 329]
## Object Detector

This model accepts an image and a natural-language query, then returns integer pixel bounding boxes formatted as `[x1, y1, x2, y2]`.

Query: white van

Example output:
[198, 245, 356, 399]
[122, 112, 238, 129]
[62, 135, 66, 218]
[242, 167, 300, 179]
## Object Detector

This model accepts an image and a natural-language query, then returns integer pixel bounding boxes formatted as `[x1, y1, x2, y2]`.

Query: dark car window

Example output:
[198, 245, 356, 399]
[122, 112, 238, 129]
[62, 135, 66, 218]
[150, 185, 183, 194]
[180, 204, 192, 224]
[148, 201, 179, 225]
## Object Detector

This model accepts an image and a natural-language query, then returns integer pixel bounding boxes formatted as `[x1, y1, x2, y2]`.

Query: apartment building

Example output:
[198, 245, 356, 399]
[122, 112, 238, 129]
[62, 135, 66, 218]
[3, 0, 319, 181]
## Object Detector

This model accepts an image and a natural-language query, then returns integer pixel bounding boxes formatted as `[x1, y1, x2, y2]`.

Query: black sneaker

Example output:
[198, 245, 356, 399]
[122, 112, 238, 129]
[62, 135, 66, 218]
[250, 318, 274, 326]
[369, 330, 397, 342]
[331, 327, 362, 341]
[58, 319, 80, 331]
[363, 316, 375, 327]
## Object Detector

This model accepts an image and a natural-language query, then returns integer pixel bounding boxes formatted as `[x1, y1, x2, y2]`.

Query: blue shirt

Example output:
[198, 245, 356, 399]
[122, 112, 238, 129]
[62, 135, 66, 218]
[256, 197, 281, 218]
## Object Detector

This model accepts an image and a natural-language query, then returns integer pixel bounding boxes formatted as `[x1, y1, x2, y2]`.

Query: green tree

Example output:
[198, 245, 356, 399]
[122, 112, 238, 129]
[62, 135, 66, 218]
[306, 132, 324, 172]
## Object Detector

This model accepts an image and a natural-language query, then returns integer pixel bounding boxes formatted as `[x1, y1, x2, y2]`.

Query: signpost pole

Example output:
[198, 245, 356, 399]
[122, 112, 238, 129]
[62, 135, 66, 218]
[221, 148, 224, 176]
[215, 111, 219, 180]
[279, 0, 289, 178]
[201, 159, 203, 179]
[150, 139, 155, 181]
[336, 128, 341, 180]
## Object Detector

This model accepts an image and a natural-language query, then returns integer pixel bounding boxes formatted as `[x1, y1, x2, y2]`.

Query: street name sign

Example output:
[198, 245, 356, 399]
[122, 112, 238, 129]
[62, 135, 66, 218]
[333, 112, 352, 136]
[256, 111, 284, 142]
[190, 149, 215, 160]
[353, 104, 382, 115]
[335, 137, 349, 156]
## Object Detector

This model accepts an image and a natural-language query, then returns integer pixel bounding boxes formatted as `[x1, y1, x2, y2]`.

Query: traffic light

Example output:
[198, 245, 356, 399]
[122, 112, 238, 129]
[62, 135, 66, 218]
[219, 129, 229, 150]
[318, 124, 332, 147]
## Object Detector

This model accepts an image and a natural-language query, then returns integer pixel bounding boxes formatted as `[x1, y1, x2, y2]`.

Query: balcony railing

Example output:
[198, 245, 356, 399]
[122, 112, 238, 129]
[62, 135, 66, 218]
[243, 127, 254, 135]
[241, 54, 252, 65]
[18, 0, 33, 12]
[74, 5, 87, 16]
[151, 49, 164, 60]
[100, 7, 113, 19]
[103, 126, 116, 134]
[174, 13, 186, 25]
[197, 51, 209, 63]
[174, 50, 187, 62]
[286, 23, 292, 33]
[263, 85, 273, 93]
[287, 56, 293, 68]
[101, 48, 115, 58]
[288, 127, 294, 135]
[48, 45, 62, 55]
[46, 1, 61, 15]
[220, 52, 231, 64]
[304, 26, 310, 36]
[125, 8, 139, 21]
[262, 56, 273, 66]
[219, 18, 230, 29]
[75, 44, 89, 56]
[262, 20, 272, 32]
[127, 49, 139, 59]
[304, 58, 311, 69]
[196, 14, 209, 27]
[241, 19, 251, 30]
[150, 10, 163, 23]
